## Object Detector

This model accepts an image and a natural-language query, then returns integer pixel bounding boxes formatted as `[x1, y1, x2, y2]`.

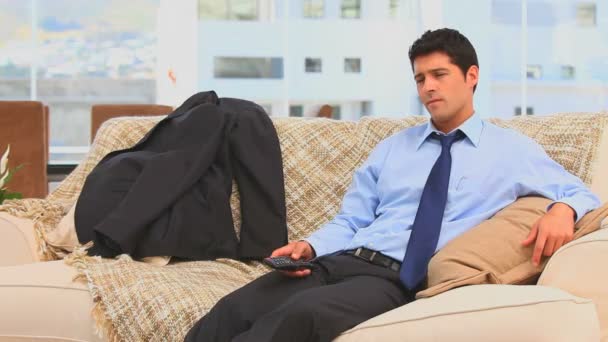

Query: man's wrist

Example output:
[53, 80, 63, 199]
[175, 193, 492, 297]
[549, 202, 576, 220]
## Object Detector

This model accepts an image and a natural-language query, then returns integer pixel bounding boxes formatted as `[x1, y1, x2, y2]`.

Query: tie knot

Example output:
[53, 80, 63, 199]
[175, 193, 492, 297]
[433, 130, 464, 149]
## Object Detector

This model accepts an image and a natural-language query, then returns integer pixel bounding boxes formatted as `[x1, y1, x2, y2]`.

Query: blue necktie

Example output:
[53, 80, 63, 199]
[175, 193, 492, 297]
[400, 130, 465, 291]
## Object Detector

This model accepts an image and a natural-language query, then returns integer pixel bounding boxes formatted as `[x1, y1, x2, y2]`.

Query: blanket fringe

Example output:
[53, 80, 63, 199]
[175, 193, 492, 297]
[0, 198, 70, 261]
[65, 243, 122, 342]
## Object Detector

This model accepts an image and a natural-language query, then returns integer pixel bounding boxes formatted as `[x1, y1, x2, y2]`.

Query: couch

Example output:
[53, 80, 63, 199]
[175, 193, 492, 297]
[0, 112, 607, 342]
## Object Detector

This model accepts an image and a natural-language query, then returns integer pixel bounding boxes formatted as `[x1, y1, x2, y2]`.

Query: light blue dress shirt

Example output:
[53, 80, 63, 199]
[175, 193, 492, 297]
[305, 113, 601, 261]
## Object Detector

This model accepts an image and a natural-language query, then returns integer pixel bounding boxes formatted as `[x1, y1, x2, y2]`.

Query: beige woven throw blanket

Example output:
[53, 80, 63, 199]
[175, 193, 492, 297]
[1, 113, 607, 341]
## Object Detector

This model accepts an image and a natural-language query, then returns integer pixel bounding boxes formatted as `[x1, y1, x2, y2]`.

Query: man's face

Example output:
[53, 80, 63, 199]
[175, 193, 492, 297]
[413, 52, 478, 128]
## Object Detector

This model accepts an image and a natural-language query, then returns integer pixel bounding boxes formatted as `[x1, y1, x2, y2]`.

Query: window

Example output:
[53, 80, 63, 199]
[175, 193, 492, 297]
[361, 101, 372, 117]
[344, 58, 361, 73]
[561, 65, 575, 80]
[289, 105, 303, 117]
[214, 57, 283, 78]
[303, 0, 324, 18]
[331, 105, 341, 119]
[199, 0, 258, 21]
[341, 0, 361, 19]
[389, 0, 400, 18]
[526, 65, 542, 79]
[514, 106, 534, 116]
[576, 3, 596, 27]
[305, 58, 322, 73]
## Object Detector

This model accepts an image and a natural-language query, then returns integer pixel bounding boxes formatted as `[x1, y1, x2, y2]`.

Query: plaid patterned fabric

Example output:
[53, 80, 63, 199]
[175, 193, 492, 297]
[3, 112, 608, 341]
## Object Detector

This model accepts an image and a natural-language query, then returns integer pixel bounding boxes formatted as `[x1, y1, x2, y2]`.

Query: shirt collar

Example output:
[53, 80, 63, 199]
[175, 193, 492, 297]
[415, 112, 483, 150]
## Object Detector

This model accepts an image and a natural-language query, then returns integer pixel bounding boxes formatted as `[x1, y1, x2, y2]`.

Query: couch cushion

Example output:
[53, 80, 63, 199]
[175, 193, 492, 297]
[538, 227, 608, 342]
[417, 197, 608, 299]
[0, 260, 102, 342]
[334, 284, 600, 342]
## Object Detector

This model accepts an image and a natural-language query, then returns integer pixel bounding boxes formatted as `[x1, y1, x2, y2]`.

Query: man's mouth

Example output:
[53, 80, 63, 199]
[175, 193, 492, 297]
[427, 99, 442, 105]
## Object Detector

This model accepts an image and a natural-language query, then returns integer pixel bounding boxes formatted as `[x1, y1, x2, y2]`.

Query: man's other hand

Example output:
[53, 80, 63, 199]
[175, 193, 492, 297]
[521, 203, 575, 266]
[270, 241, 316, 278]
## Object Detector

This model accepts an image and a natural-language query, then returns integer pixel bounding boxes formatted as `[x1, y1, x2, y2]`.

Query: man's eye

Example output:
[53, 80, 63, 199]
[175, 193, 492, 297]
[436, 73, 446, 78]
[415, 79, 423, 84]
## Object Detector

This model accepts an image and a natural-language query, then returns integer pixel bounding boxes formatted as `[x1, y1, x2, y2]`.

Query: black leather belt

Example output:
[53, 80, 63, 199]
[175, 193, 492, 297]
[345, 247, 401, 272]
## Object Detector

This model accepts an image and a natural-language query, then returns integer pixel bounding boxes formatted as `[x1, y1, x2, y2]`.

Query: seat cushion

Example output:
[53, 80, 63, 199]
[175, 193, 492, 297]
[538, 228, 608, 342]
[0, 260, 102, 342]
[0, 213, 39, 266]
[335, 284, 600, 342]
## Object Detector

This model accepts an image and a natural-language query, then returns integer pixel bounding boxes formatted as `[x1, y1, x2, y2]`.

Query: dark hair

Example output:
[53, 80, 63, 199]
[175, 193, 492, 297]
[409, 28, 479, 91]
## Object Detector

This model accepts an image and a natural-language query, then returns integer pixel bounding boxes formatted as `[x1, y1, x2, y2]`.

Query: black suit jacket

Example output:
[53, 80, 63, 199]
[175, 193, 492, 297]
[75, 91, 288, 260]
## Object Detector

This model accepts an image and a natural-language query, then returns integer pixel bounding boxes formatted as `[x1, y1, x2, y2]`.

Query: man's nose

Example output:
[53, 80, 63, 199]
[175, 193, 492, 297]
[423, 78, 437, 92]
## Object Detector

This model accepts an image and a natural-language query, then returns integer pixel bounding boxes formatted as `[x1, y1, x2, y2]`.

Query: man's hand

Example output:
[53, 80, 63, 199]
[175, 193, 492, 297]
[521, 203, 575, 266]
[270, 241, 316, 278]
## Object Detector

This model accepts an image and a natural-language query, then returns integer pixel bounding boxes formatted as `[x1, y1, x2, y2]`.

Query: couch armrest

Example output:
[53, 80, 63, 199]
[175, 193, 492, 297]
[0, 213, 40, 266]
[538, 227, 608, 341]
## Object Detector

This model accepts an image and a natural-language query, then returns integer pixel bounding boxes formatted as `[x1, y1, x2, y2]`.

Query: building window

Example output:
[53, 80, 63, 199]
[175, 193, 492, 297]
[305, 58, 322, 73]
[303, 0, 324, 18]
[561, 65, 575, 80]
[344, 58, 361, 73]
[331, 105, 342, 119]
[214, 57, 283, 78]
[289, 105, 303, 117]
[199, 0, 259, 21]
[526, 65, 542, 79]
[514, 106, 534, 116]
[361, 101, 372, 117]
[341, 0, 361, 19]
[389, 0, 400, 18]
[576, 3, 596, 27]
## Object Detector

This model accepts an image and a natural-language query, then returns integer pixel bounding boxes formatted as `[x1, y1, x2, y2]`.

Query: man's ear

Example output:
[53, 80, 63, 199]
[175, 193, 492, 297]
[466, 65, 479, 89]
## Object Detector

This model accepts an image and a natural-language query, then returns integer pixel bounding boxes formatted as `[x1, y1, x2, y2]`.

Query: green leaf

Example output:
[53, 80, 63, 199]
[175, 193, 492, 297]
[3, 192, 22, 200]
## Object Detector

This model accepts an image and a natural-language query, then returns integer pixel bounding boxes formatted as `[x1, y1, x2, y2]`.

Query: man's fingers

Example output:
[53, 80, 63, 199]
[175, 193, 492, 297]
[522, 223, 539, 246]
[532, 230, 548, 266]
[543, 238, 556, 257]
[290, 242, 308, 260]
[270, 243, 295, 257]
[281, 269, 311, 278]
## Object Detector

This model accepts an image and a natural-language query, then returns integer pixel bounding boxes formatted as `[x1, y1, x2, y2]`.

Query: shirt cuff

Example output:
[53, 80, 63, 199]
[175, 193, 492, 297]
[303, 235, 333, 258]
[546, 199, 584, 224]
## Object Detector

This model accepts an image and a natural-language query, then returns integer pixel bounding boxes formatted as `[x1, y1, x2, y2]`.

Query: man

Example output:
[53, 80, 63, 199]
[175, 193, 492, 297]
[185, 28, 600, 342]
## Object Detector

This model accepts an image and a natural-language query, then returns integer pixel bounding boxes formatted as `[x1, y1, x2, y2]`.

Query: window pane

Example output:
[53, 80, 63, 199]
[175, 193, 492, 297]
[305, 58, 322, 73]
[344, 58, 361, 73]
[0, 1, 31, 99]
[289, 105, 303, 117]
[36, 0, 159, 163]
[341, 0, 361, 19]
[527, 1, 607, 115]
[577, 3, 596, 27]
[199, 0, 229, 20]
[199, 0, 259, 21]
[303, 0, 324, 18]
[214, 57, 283, 78]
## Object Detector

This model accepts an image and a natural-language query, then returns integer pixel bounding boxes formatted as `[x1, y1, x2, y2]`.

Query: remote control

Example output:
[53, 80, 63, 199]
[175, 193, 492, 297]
[263, 256, 314, 271]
